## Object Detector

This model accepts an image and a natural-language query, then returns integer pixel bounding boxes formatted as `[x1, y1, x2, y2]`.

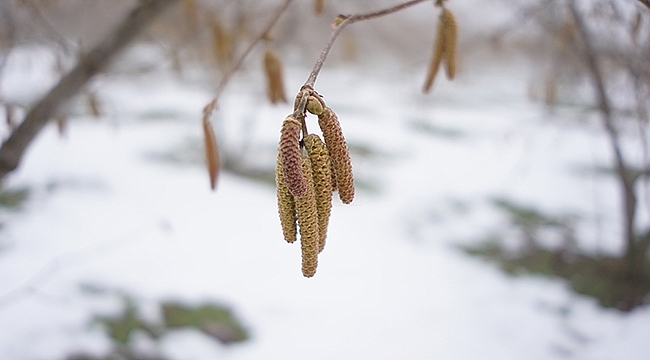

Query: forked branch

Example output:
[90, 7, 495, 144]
[304, 0, 429, 88]
[202, 0, 293, 121]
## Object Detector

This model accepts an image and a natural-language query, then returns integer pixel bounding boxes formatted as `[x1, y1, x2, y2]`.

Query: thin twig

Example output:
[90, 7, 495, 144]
[568, 0, 638, 259]
[293, 88, 311, 138]
[20, 0, 73, 53]
[202, 0, 293, 120]
[303, 0, 429, 88]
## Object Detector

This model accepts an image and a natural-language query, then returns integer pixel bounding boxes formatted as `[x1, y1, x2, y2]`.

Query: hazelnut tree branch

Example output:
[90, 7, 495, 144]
[0, 0, 180, 181]
[303, 0, 429, 89]
[202, 0, 294, 121]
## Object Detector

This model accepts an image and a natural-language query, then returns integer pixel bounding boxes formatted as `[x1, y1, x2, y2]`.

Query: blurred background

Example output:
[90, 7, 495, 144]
[0, 0, 649, 359]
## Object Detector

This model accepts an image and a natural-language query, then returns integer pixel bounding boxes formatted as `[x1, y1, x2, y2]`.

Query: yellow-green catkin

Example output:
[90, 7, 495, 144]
[296, 156, 320, 278]
[279, 115, 307, 197]
[423, 7, 458, 92]
[318, 107, 354, 204]
[422, 10, 446, 93]
[263, 49, 287, 104]
[304, 134, 333, 253]
[276, 153, 297, 243]
[441, 8, 457, 80]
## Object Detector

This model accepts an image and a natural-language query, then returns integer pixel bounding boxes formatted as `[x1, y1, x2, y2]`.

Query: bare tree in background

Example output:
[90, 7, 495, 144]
[491, 0, 650, 309]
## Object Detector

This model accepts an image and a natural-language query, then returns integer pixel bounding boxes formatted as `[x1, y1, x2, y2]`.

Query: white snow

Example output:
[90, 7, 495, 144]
[0, 45, 649, 360]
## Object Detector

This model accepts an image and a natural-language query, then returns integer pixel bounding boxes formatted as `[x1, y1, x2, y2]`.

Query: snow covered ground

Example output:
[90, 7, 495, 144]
[0, 45, 649, 360]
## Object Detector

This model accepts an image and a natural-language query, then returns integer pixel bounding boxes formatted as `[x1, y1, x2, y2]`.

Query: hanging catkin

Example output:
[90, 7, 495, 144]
[314, 0, 325, 16]
[276, 153, 297, 243]
[263, 49, 288, 104]
[423, 7, 458, 92]
[318, 107, 354, 204]
[279, 116, 307, 197]
[304, 134, 333, 252]
[423, 10, 446, 93]
[441, 8, 457, 80]
[210, 15, 232, 66]
[203, 117, 220, 190]
[296, 156, 320, 277]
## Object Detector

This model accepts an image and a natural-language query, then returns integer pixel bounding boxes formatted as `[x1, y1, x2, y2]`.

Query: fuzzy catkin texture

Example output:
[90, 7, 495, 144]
[203, 118, 220, 190]
[422, 10, 446, 93]
[279, 116, 307, 197]
[296, 156, 320, 278]
[263, 49, 287, 104]
[318, 107, 354, 204]
[441, 8, 457, 80]
[276, 153, 297, 243]
[304, 134, 333, 253]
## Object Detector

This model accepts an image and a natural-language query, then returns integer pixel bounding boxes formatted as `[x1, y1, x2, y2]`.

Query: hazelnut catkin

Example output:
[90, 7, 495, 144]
[210, 16, 232, 66]
[203, 117, 220, 190]
[296, 156, 320, 278]
[304, 134, 333, 253]
[441, 8, 457, 80]
[276, 153, 297, 243]
[422, 10, 446, 93]
[279, 116, 307, 197]
[423, 7, 458, 92]
[318, 107, 354, 204]
[314, 0, 325, 16]
[263, 49, 287, 104]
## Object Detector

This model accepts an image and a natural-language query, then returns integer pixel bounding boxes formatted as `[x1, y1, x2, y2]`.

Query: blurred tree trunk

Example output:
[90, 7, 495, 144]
[568, 0, 648, 279]
[0, 0, 179, 180]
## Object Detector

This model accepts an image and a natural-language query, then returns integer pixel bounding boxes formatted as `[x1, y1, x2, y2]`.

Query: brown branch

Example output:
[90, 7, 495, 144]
[0, 0, 180, 181]
[304, 0, 429, 88]
[568, 1, 638, 258]
[639, 0, 650, 11]
[202, 0, 293, 120]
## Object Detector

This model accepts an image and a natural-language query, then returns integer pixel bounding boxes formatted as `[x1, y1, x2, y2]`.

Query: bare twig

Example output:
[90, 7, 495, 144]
[202, 0, 293, 120]
[0, 0, 180, 181]
[19, 0, 72, 53]
[304, 0, 429, 88]
[568, 0, 640, 266]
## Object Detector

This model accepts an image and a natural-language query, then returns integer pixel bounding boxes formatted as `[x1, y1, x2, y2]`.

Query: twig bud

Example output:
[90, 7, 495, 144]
[87, 92, 102, 118]
[56, 114, 67, 138]
[306, 95, 324, 115]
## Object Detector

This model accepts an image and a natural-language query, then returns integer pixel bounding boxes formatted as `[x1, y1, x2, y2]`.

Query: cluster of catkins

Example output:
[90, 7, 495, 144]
[276, 89, 354, 278]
